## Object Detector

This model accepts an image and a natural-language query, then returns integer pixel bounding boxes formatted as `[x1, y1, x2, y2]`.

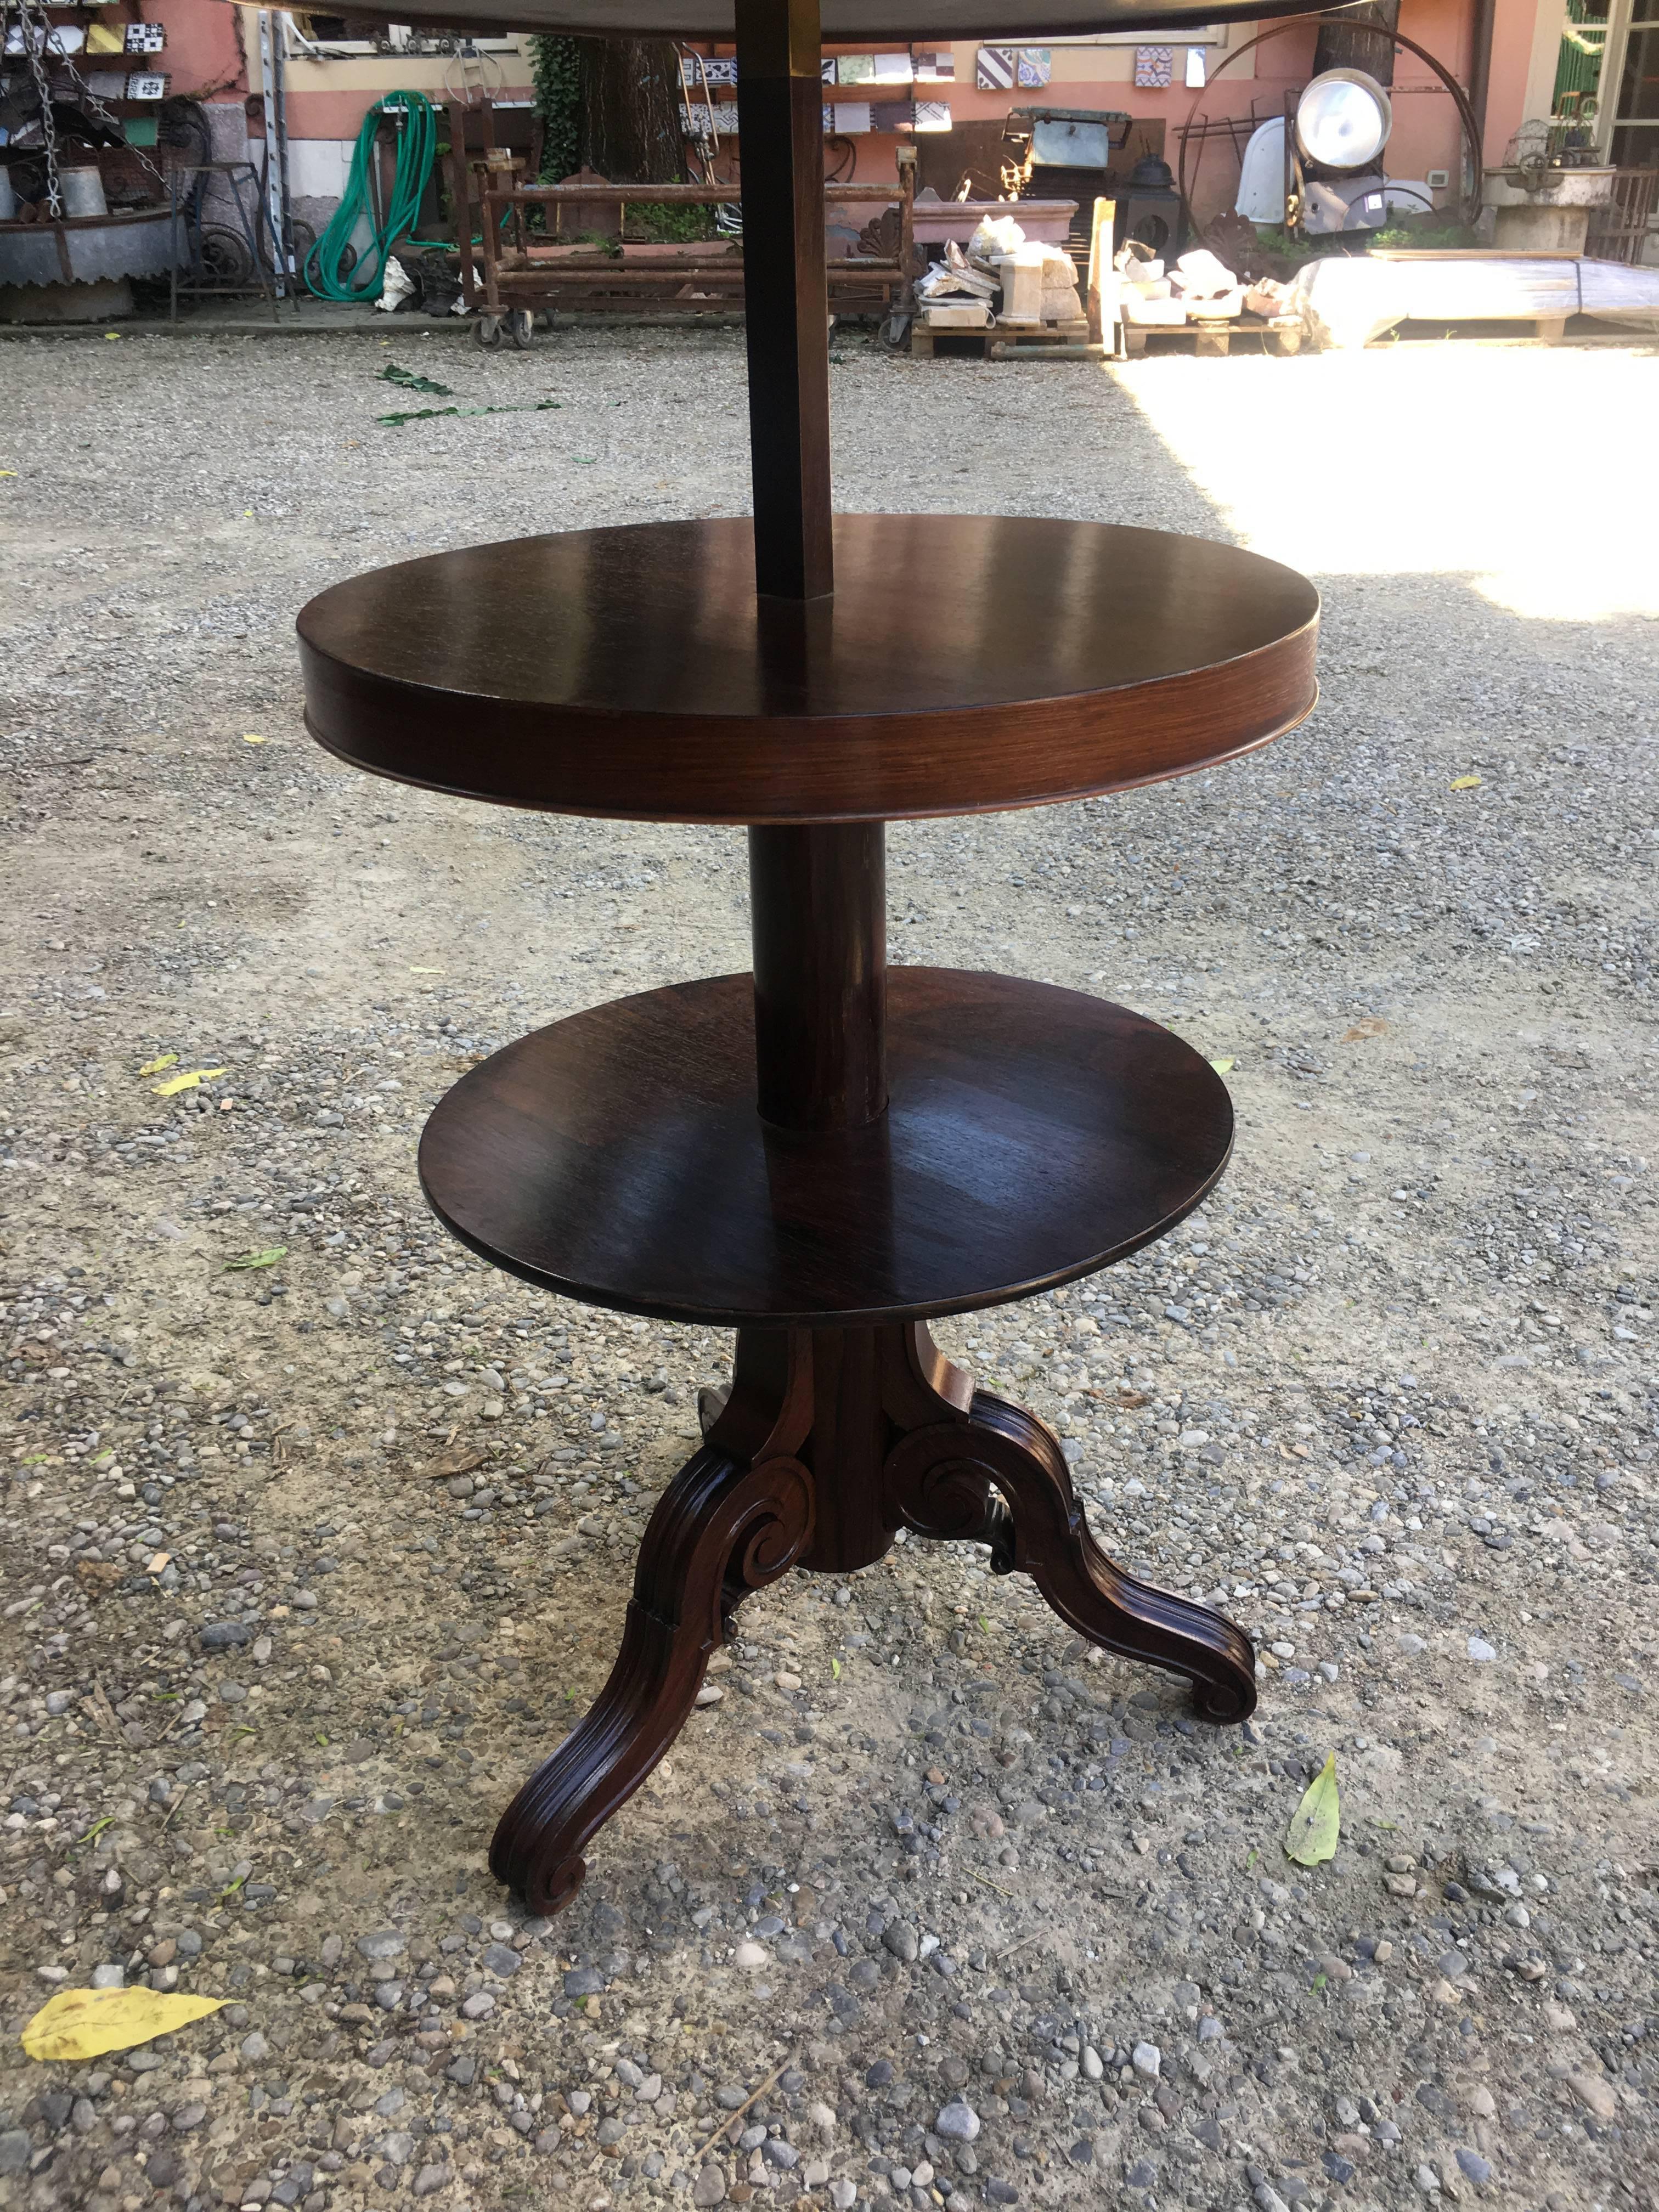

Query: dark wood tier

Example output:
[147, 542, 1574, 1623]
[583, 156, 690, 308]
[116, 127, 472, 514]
[297, 514, 1318, 826]
[418, 967, 1232, 1327]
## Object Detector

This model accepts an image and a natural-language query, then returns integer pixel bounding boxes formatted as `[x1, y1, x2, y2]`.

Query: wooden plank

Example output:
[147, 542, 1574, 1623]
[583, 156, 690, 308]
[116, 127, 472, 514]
[505, 181, 894, 204]
[1085, 194, 1114, 349]
[1368, 247, 1582, 260]
[1579, 259, 1659, 321]
[987, 341, 1110, 359]
[992, 318, 1090, 338]
[1394, 258, 1579, 320]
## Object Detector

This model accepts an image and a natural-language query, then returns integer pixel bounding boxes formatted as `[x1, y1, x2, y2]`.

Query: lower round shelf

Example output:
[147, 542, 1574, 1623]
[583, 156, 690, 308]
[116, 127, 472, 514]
[420, 969, 1232, 1328]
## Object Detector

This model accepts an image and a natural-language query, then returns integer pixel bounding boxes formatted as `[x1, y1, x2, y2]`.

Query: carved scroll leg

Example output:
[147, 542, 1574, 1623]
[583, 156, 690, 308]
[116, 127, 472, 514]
[490, 1444, 814, 1916]
[888, 1392, 1257, 1725]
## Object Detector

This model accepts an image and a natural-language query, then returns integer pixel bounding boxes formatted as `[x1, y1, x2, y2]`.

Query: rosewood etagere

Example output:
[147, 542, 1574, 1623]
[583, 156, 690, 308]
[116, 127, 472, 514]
[300, 0, 1322, 1916]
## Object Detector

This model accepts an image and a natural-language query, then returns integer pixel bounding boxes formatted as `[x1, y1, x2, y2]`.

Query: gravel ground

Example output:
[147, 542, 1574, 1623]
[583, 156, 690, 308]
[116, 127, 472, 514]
[1, 327, 1656, 2212]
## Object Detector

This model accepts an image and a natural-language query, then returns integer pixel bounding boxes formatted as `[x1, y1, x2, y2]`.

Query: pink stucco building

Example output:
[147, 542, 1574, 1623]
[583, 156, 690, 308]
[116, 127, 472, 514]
[149, 0, 1650, 251]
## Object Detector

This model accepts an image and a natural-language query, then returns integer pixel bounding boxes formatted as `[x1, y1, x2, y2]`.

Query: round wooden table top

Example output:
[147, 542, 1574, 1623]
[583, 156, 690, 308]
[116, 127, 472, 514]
[299, 514, 1318, 826]
[419, 967, 1233, 1327]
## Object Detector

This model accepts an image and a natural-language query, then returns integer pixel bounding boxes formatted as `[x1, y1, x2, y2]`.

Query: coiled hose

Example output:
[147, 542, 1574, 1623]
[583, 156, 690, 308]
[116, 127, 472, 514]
[304, 90, 446, 302]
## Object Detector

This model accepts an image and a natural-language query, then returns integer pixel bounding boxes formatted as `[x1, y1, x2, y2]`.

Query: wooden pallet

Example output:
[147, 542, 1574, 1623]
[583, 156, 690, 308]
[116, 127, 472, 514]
[912, 315, 1097, 359]
[1123, 316, 1241, 358]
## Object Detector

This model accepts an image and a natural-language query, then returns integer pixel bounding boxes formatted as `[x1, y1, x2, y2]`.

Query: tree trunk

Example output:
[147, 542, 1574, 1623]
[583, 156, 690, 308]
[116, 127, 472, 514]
[1312, 0, 1401, 88]
[579, 37, 684, 182]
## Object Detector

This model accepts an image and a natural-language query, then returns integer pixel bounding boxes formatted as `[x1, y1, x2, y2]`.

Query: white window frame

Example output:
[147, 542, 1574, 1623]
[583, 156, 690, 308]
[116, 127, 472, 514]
[1599, 0, 1659, 159]
[281, 16, 522, 58]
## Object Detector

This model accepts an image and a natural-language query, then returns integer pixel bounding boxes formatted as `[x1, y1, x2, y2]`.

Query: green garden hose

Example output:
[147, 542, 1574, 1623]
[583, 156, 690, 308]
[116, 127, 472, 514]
[304, 90, 447, 302]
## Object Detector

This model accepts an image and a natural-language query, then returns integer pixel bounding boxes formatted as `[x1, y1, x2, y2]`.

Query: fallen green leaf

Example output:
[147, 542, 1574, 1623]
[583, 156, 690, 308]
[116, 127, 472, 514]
[137, 1053, 178, 1078]
[377, 362, 454, 396]
[1209, 1056, 1235, 1075]
[378, 399, 563, 426]
[224, 1246, 287, 1272]
[76, 1816, 114, 1849]
[831, 1657, 842, 1680]
[1284, 1751, 1340, 1867]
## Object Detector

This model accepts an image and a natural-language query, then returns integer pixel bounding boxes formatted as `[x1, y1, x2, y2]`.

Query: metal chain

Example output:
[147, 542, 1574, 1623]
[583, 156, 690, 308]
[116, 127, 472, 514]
[57, 51, 163, 188]
[5, 0, 167, 208]
[13, 0, 63, 215]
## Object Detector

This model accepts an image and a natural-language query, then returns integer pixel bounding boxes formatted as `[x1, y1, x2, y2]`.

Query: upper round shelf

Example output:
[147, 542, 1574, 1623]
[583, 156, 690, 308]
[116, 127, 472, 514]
[298, 514, 1317, 826]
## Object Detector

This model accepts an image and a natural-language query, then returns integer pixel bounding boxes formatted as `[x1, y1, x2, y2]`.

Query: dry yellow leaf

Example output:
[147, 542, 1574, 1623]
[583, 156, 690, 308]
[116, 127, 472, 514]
[242, 734, 266, 745]
[153, 1068, 227, 1098]
[137, 1054, 178, 1078]
[1449, 774, 1482, 791]
[22, 1987, 226, 2063]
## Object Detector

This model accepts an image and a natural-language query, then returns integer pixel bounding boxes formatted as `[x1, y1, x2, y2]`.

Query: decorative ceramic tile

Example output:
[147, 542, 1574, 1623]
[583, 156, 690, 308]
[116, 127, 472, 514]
[679, 101, 739, 135]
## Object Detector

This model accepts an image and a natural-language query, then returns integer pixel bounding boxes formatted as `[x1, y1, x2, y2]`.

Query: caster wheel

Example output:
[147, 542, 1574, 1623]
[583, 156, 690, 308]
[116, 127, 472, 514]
[508, 307, 534, 349]
[473, 314, 502, 349]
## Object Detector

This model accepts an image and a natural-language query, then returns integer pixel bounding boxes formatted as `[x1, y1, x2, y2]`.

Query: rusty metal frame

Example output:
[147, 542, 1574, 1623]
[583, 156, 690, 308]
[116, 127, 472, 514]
[1177, 13, 1485, 232]
[468, 160, 918, 327]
